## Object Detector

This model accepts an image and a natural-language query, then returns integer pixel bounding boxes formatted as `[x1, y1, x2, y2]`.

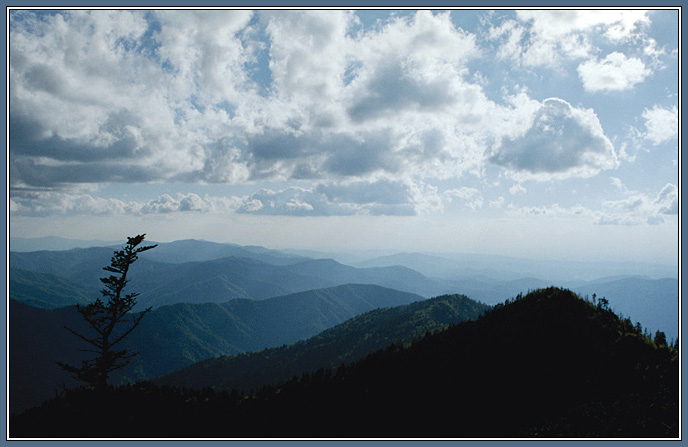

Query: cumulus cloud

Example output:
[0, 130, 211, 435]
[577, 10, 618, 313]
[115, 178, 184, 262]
[490, 10, 651, 68]
[577, 52, 651, 92]
[9, 191, 245, 216]
[642, 105, 678, 145]
[343, 11, 478, 123]
[236, 183, 419, 216]
[9, 10, 493, 194]
[8, 9, 677, 228]
[489, 98, 618, 180]
[138, 193, 244, 214]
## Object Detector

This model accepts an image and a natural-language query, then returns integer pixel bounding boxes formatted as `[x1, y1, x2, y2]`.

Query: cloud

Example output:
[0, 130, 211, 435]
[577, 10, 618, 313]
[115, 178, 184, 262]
[509, 184, 527, 195]
[345, 11, 479, 123]
[577, 52, 651, 92]
[9, 191, 245, 216]
[236, 183, 417, 216]
[443, 187, 484, 210]
[489, 98, 618, 180]
[8, 9, 677, 229]
[654, 183, 678, 215]
[9, 11, 213, 188]
[507, 203, 593, 219]
[153, 10, 256, 105]
[9, 10, 493, 193]
[601, 182, 678, 224]
[490, 10, 651, 68]
[316, 179, 411, 206]
[9, 191, 134, 216]
[642, 105, 678, 145]
[262, 10, 353, 104]
[138, 193, 244, 214]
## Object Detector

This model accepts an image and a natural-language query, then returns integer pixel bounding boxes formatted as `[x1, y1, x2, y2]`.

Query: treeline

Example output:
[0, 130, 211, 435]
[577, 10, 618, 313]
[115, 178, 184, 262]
[11, 287, 678, 438]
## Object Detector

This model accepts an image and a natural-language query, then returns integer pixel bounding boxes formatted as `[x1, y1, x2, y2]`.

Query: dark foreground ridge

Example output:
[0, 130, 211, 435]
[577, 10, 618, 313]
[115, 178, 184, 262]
[10, 287, 678, 439]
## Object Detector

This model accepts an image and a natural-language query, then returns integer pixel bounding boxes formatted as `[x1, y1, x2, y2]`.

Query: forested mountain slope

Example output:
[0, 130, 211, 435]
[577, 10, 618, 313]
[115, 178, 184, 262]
[9, 284, 422, 414]
[155, 293, 491, 392]
[10, 288, 677, 438]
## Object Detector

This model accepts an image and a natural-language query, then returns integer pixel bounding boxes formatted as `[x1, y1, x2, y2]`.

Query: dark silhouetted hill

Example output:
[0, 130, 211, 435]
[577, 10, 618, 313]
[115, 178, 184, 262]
[10, 288, 677, 438]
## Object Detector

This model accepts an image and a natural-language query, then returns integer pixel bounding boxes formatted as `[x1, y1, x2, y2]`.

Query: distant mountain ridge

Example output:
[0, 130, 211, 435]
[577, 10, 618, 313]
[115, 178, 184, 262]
[356, 251, 678, 281]
[9, 239, 678, 339]
[9, 236, 121, 252]
[9, 245, 457, 310]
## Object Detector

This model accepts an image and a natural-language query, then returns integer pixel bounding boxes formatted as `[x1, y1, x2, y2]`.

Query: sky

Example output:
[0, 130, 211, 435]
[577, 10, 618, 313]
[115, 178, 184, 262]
[7, 8, 680, 265]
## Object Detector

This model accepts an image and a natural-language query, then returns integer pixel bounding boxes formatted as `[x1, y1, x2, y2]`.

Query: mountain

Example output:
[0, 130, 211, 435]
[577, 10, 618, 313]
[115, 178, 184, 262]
[9, 267, 93, 308]
[281, 258, 454, 298]
[10, 288, 677, 438]
[138, 239, 307, 265]
[10, 241, 678, 341]
[11, 241, 678, 344]
[10, 247, 454, 310]
[155, 293, 491, 392]
[356, 251, 678, 281]
[9, 236, 120, 252]
[9, 284, 423, 414]
[572, 276, 678, 341]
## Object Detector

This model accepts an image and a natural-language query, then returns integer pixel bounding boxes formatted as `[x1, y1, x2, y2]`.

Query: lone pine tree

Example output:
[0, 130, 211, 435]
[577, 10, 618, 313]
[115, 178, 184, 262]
[57, 234, 157, 391]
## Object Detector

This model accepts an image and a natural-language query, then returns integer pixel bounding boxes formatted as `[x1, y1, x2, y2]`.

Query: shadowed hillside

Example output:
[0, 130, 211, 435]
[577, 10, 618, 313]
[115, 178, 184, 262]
[10, 288, 677, 438]
[155, 293, 490, 392]
[9, 284, 422, 414]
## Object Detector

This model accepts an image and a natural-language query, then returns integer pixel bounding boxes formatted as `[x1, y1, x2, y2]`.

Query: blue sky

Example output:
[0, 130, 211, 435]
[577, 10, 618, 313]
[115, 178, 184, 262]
[8, 9, 679, 264]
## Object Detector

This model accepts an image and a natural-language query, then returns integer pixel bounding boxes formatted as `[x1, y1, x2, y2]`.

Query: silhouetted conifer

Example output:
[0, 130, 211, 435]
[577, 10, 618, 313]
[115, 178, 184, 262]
[57, 234, 157, 391]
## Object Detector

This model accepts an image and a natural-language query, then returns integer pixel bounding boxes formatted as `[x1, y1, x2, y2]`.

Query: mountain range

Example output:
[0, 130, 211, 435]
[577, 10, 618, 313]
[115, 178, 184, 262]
[8, 237, 679, 425]
[9, 242, 455, 310]
[10, 283, 425, 414]
[10, 287, 678, 438]
[9, 239, 679, 340]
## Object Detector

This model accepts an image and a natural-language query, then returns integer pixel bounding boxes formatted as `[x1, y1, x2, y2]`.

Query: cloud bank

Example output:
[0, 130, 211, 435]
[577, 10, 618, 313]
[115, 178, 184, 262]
[9, 9, 676, 225]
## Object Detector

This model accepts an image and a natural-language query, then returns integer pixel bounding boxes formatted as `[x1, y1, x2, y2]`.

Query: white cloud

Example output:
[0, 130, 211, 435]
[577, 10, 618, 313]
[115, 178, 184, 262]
[577, 52, 651, 92]
[490, 10, 651, 68]
[509, 184, 527, 195]
[489, 196, 506, 208]
[507, 203, 593, 219]
[9, 10, 496, 193]
[443, 187, 484, 210]
[654, 183, 678, 215]
[7, 9, 678, 233]
[237, 184, 419, 216]
[9, 191, 247, 216]
[489, 98, 618, 180]
[153, 10, 255, 106]
[602, 182, 678, 224]
[642, 105, 678, 145]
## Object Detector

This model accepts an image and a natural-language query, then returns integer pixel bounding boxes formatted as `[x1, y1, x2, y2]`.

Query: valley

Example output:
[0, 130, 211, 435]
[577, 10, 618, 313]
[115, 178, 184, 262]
[7, 237, 680, 438]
